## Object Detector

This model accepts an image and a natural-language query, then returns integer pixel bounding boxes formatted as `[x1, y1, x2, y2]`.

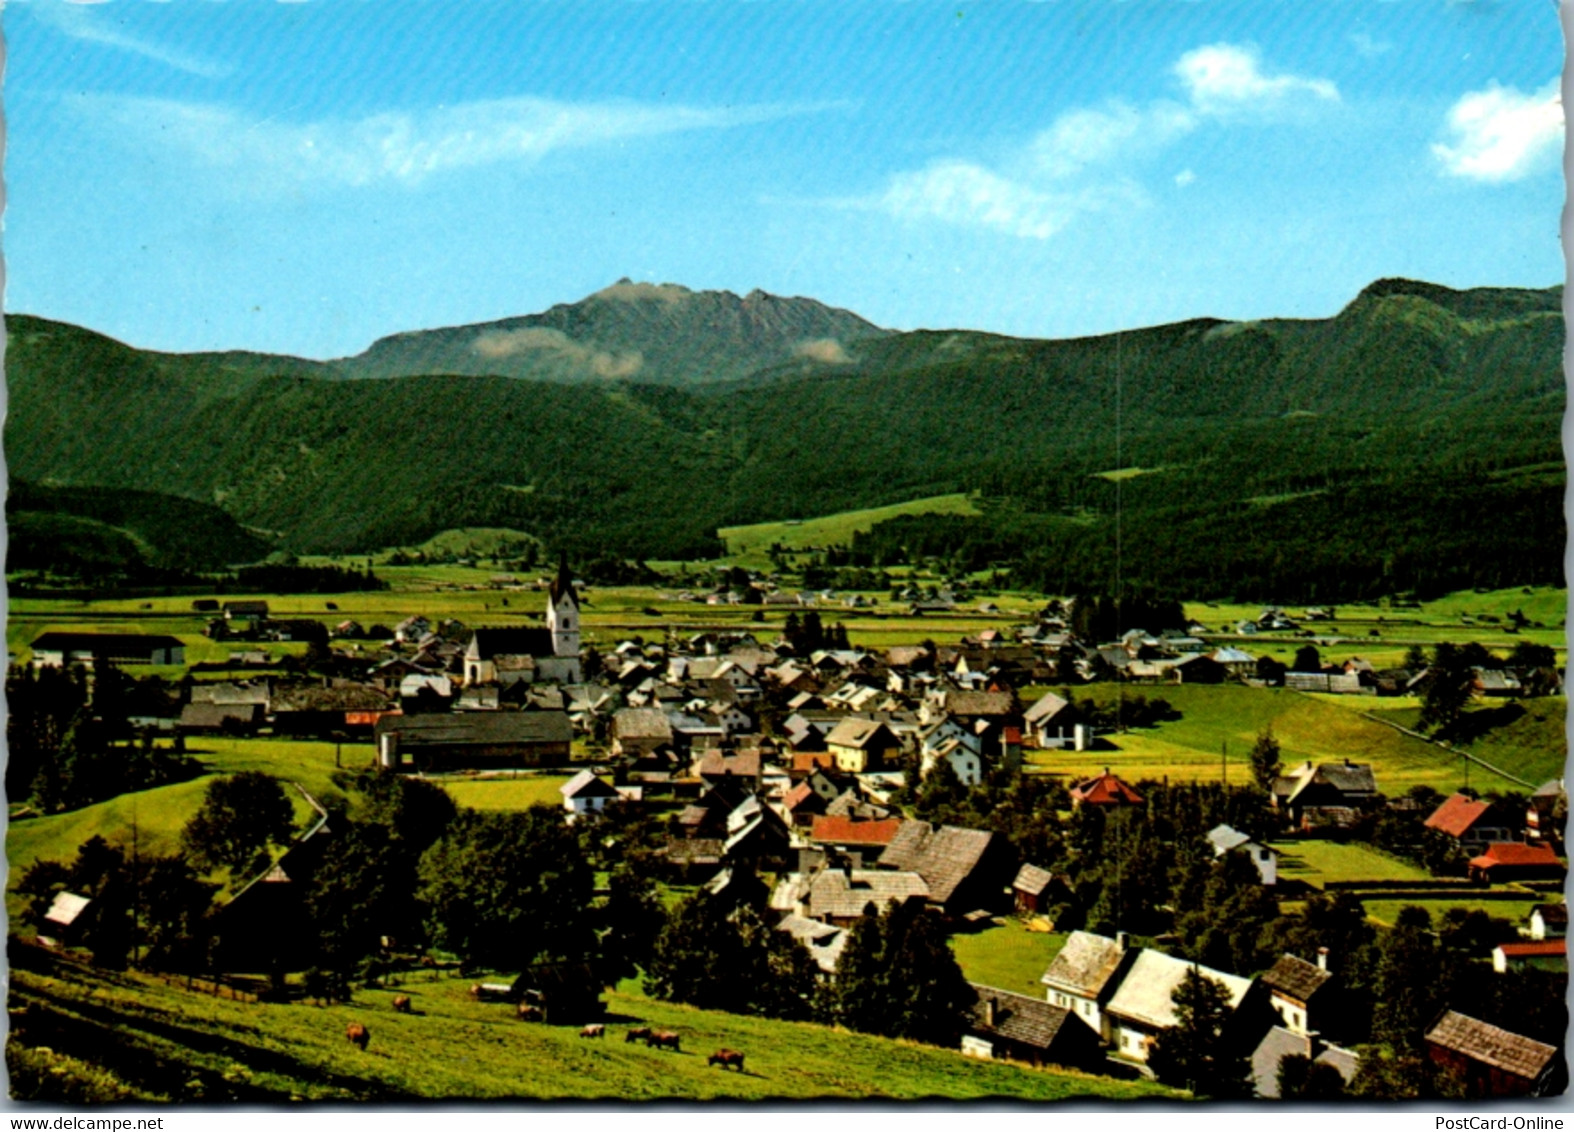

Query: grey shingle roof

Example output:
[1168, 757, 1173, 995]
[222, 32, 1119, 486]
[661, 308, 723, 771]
[1041, 931, 1128, 998]
[879, 821, 997, 906]
[967, 984, 1079, 1050]
[805, 869, 929, 920]
[1013, 863, 1055, 896]
[1426, 1011, 1558, 1082]
[1261, 954, 1332, 1003]
[372, 710, 572, 746]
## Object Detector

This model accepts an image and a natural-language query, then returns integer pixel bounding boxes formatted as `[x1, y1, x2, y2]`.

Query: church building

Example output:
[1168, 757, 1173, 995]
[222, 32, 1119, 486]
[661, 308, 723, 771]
[462, 557, 583, 686]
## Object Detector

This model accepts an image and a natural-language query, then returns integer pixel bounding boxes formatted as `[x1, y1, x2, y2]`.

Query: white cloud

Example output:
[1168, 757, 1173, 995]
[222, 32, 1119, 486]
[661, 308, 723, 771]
[1174, 43, 1339, 114]
[864, 42, 1334, 241]
[881, 162, 1076, 240]
[1431, 80, 1563, 182]
[80, 94, 833, 189]
[38, 3, 232, 78]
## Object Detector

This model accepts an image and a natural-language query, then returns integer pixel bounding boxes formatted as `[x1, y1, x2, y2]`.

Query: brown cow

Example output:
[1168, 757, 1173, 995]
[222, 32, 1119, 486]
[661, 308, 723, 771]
[708, 1049, 745, 1072]
[346, 1022, 370, 1051]
[579, 1023, 605, 1039]
[646, 1030, 681, 1051]
[517, 1003, 543, 1022]
[625, 1026, 652, 1044]
[391, 995, 412, 1014]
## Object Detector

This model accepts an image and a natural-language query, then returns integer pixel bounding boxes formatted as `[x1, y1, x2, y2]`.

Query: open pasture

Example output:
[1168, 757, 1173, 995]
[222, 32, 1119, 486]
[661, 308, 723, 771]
[716, 493, 981, 568]
[8, 955, 1178, 1102]
[950, 921, 1068, 999]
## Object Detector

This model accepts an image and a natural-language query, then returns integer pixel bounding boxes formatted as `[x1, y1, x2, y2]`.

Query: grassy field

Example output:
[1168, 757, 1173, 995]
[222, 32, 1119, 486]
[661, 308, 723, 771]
[716, 493, 981, 568]
[1268, 840, 1431, 887]
[950, 922, 1068, 999]
[1025, 683, 1531, 795]
[439, 774, 573, 811]
[1361, 898, 1543, 929]
[9, 954, 1180, 1102]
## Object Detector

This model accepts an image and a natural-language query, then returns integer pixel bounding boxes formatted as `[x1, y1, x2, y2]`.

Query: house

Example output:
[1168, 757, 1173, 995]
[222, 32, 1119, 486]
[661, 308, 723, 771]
[213, 790, 333, 973]
[878, 820, 1013, 916]
[560, 770, 619, 817]
[271, 681, 397, 737]
[177, 701, 263, 735]
[1172, 655, 1227, 684]
[921, 737, 982, 787]
[1103, 949, 1252, 1063]
[808, 815, 906, 865]
[374, 711, 573, 772]
[1424, 793, 1522, 849]
[1271, 761, 1378, 831]
[1528, 903, 1567, 941]
[1022, 692, 1087, 751]
[1012, 863, 1062, 916]
[798, 868, 930, 927]
[1467, 841, 1564, 885]
[962, 984, 1107, 1070]
[39, 892, 93, 949]
[1069, 769, 1145, 809]
[1424, 1011, 1560, 1097]
[1258, 953, 1332, 1037]
[612, 708, 675, 758]
[393, 615, 432, 644]
[775, 914, 849, 975]
[825, 718, 900, 774]
[31, 632, 186, 668]
[1251, 1027, 1360, 1098]
[1526, 779, 1565, 847]
[1207, 824, 1278, 885]
[1491, 940, 1567, 974]
[1040, 930, 1137, 1042]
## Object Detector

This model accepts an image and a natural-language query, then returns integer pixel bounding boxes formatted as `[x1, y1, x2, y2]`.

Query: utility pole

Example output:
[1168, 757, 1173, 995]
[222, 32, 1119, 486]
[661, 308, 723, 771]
[1221, 740, 1227, 786]
[130, 800, 140, 970]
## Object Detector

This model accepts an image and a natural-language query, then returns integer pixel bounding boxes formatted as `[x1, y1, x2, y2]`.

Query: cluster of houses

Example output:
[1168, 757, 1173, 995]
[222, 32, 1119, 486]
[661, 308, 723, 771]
[24, 580, 1569, 1096]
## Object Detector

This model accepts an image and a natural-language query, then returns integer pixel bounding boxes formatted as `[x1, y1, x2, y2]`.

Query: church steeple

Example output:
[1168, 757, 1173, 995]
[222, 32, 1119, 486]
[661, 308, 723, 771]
[546, 552, 580, 658]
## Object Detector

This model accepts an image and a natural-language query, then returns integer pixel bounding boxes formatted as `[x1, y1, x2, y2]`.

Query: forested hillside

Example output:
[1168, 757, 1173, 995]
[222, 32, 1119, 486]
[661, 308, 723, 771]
[5, 277, 1563, 600]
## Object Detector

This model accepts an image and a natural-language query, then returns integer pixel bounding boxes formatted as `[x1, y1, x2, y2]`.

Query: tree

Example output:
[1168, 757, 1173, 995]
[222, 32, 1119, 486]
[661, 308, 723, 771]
[644, 890, 744, 1009]
[1147, 967, 1252, 1098]
[180, 772, 296, 874]
[1248, 728, 1283, 792]
[416, 806, 595, 971]
[1420, 642, 1477, 738]
[301, 820, 401, 978]
[135, 854, 217, 973]
[828, 900, 973, 1047]
[1276, 1053, 1347, 1099]
[1291, 645, 1323, 673]
[599, 864, 666, 984]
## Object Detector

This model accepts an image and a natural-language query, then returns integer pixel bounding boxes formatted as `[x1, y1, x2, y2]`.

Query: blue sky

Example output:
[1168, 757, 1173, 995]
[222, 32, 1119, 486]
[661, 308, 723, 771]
[3, 1, 1564, 358]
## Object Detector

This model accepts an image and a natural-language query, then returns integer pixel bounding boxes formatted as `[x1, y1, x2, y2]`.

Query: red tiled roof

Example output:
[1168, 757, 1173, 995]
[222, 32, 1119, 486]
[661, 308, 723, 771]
[1469, 842, 1561, 868]
[810, 815, 905, 846]
[1070, 770, 1145, 806]
[1425, 793, 1490, 838]
[792, 752, 836, 772]
[783, 782, 816, 811]
[1496, 940, 1567, 959]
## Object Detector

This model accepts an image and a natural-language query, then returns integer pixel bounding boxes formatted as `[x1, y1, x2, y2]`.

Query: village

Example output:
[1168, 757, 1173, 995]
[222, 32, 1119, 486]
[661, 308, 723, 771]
[7, 559, 1568, 1102]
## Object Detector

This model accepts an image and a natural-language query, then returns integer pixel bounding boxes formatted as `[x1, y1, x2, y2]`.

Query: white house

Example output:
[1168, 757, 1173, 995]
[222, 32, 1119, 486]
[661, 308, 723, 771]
[1104, 950, 1252, 1063]
[560, 770, 619, 817]
[921, 737, 982, 787]
[1207, 824, 1278, 885]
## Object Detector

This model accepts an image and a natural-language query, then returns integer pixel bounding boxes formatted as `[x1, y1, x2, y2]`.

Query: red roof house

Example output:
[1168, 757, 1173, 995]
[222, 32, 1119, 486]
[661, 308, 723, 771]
[1425, 794, 1520, 846]
[1468, 841, 1565, 884]
[1069, 769, 1145, 808]
[1492, 940, 1567, 973]
[809, 816, 906, 858]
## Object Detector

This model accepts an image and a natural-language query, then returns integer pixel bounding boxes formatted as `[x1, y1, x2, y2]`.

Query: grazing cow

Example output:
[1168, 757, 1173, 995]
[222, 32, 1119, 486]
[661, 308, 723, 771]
[646, 1030, 681, 1052]
[517, 1003, 543, 1022]
[391, 995, 411, 1014]
[625, 1026, 652, 1044]
[708, 1049, 745, 1072]
[346, 1022, 370, 1051]
[579, 1023, 605, 1039]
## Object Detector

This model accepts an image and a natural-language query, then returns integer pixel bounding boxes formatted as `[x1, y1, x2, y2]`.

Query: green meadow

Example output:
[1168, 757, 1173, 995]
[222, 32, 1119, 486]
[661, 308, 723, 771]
[716, 493, 982, 568]
[10, 955, 1179, 1102]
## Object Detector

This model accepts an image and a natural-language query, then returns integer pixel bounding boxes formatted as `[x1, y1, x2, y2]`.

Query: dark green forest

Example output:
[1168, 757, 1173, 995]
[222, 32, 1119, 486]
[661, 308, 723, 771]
[5, 277, 1564, 602]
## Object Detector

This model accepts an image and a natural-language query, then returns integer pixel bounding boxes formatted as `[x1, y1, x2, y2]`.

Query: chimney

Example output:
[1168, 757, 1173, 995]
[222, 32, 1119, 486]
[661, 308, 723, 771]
[1116, 931, 1130, 952]
[984, 997, 997, 1028]
[1316, 946, 1329, 972]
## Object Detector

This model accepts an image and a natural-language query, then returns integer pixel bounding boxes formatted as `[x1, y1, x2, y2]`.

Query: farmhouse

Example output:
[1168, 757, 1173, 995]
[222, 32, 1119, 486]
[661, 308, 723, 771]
[1528, 903, 1568, 940]
[1423, 793, 1522, 849]
[1040, 930, 1136, 1042]
[1103, 949, 1252, 1063]
[1491, 940, 1567, 974]
[825, 718, 900, 774]
[1207, 824, 1278, 885]
[1251, 1027, 1359, 1098]
[560, 770, 619, 816]
[39, 892, 93, 949]
[374, 711, 573, 772]
[1271, 760, 1378, 830]
[1069, 769, 1145, 809]
[878, 820, 1012, 916]
[31, 632, 186, 668]
[1467, 841, 1564, 885]
[1022, 692, 1087, 750]
[1425, 1011, 1560, 1097]
[797, 868, 930, 927]
[1258, 952, 1332, 1037]
[963, 985, 1106, 1070]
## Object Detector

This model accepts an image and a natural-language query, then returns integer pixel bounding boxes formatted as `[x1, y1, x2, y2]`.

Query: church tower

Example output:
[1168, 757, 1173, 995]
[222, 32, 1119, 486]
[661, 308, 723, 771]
[546, 554, 581, 658]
